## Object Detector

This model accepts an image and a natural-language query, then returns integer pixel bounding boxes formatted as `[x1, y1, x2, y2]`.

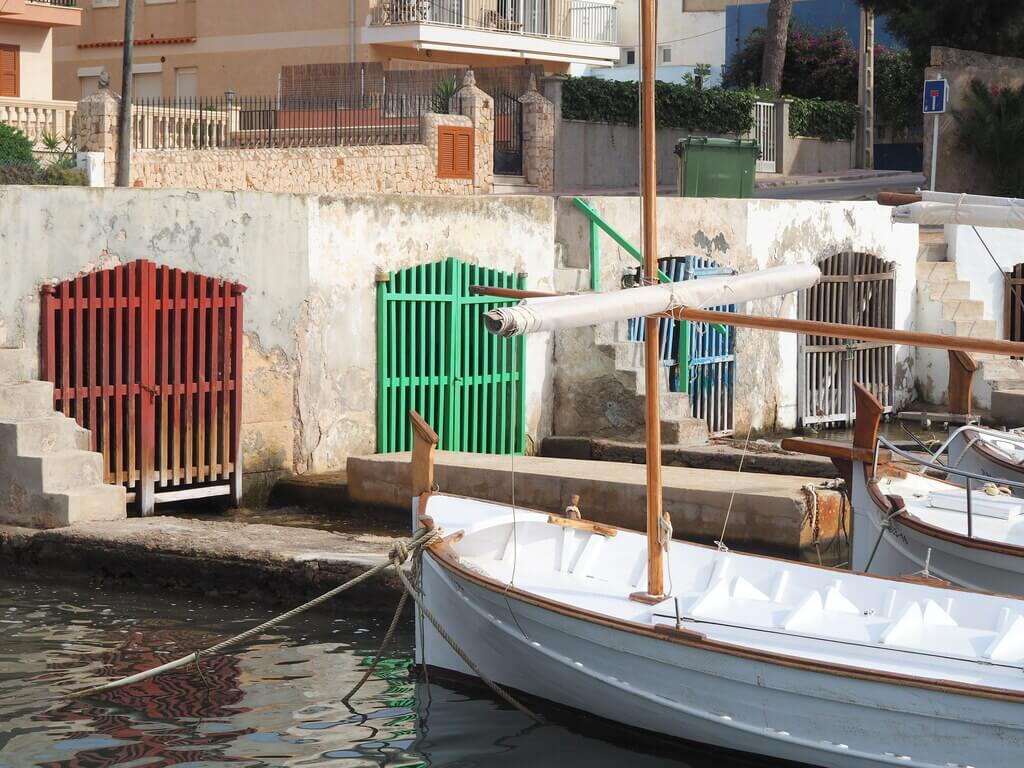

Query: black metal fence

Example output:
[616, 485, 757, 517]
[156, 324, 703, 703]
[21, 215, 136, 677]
[130, 94, 444, 151]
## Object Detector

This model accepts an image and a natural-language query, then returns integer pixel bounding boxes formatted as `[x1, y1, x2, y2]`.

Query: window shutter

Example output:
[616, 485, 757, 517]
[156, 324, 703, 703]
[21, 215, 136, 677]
[0, 46, 19, 98]
[437, 126, 474, 180]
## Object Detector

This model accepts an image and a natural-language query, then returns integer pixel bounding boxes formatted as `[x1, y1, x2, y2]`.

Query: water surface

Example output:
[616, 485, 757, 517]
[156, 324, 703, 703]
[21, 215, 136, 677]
[0, 575, 787, 767]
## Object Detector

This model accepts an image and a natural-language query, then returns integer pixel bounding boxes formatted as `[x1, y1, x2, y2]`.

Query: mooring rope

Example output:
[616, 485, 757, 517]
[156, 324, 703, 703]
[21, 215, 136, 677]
[70, 525, 539, 722]
[70, 527, 441, 700]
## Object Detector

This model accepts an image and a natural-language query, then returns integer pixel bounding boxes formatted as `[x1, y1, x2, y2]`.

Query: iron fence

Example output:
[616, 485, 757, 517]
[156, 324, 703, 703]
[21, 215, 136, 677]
[131, 94, 443, 151]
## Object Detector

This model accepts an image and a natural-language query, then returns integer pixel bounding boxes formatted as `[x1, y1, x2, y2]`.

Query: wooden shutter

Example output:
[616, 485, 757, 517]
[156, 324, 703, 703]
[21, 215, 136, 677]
[0, 45, 19, 98]
[437, 126, 474, 180]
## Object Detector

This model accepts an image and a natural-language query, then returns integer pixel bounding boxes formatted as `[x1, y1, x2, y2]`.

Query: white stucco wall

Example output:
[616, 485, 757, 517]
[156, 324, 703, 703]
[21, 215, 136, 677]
[555, 196, 919, 432]
[948, 223, 1023, 340]
[612, 5, 726, 69]
[0, 22, 53, 100]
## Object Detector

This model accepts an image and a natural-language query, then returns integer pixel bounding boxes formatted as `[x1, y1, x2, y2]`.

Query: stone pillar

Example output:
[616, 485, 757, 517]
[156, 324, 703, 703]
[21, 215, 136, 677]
[75, 88, 121, 187]
[775, 98, 792, 176]
[541, 75, 565, 191]
[519, 74, 555, 192]
[452, 69, 494, 194]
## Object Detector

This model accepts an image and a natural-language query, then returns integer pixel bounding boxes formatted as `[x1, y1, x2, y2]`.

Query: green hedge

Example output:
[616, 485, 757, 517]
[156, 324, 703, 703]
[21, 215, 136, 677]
[562, 77, 756, 135]
[788, 97, 859, 142]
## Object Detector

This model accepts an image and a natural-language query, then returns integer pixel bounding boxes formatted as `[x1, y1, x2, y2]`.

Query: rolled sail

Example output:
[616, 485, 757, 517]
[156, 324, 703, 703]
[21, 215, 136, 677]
[484, 263, 820, 337]
[892, 200, 1024, 229]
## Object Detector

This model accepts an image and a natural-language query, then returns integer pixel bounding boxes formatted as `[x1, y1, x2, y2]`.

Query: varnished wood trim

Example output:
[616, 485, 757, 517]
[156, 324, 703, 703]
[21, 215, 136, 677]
[410, 410, 438, 497]
[419, 494, 1024, 704]
[947, 350, 978, 415]
[547, 514, 618, 537]
[781, 436, 888, 465]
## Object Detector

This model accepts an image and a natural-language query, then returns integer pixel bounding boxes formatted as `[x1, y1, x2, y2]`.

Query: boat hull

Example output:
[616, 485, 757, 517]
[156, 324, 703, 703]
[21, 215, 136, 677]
[947, 430, 1024, 498]
[850, 465, 1024, 594]
[419, 549, 1024, 768]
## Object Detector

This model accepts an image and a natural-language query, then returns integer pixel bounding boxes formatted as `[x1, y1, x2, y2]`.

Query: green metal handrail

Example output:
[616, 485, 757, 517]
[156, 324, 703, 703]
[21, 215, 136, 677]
[571, 196, 724, 395]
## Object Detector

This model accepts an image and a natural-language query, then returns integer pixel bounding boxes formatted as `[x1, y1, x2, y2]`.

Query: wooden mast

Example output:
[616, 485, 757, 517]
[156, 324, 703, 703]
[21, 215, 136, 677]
[639, 0, 665, 600]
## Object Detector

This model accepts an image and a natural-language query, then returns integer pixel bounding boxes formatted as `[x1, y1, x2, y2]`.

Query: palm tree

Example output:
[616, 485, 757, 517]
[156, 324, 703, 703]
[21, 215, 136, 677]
[760, 0, 794, 94]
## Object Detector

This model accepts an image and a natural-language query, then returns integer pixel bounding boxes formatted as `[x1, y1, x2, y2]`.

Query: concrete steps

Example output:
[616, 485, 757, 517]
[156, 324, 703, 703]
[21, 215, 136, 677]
[0, 347, 125, 528]
[491, 175, 540, 195]
[913, 233, 1024, 406]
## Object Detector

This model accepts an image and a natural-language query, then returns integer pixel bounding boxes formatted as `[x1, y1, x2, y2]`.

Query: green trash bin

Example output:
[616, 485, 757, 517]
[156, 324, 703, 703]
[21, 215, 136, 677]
[675, 136, 759, 198]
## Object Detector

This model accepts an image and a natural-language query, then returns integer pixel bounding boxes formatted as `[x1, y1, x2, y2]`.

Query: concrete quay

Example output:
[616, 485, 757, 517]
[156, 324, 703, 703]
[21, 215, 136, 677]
[0, 516, 404, 605]
[347, 452, 847, 562]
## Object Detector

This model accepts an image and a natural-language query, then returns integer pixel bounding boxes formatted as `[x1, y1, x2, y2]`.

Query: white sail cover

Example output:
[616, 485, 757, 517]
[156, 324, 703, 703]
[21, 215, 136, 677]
[921, 190, 1024, 208]
[483, 263, 820, 337]
[892, 199, 1024, 229]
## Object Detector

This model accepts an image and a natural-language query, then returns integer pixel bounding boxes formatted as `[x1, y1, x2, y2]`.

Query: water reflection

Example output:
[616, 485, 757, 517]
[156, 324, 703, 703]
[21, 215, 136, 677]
[0, 575, 786, 768]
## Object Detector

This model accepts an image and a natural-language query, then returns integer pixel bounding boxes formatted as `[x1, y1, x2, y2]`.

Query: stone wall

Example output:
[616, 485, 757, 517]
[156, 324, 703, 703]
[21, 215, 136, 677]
[924, 46, 1024, 194]
[76, 72, 496, 196]
[520, 75, 555, 192]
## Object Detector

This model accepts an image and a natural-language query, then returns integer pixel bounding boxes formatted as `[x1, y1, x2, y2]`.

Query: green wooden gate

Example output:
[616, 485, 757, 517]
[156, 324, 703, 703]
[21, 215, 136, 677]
[377, 257, 526, 454]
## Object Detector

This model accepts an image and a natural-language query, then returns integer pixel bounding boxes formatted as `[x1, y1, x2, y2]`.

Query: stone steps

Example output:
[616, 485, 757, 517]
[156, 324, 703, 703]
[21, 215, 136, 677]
[0, 347, 126, 528]
[491, 175, 540, 195]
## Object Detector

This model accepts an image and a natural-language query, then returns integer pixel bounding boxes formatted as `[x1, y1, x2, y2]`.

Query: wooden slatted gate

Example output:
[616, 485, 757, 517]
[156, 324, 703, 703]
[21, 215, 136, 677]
[377, 257, 526, 454]
[627, 255, 737, 436]
[797, 251, 895, 428]
[41, 259, 246, 515]
[1006, 263, 1024, 356]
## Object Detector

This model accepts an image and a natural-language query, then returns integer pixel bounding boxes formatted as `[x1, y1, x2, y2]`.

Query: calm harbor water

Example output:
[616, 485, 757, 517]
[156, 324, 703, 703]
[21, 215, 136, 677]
[0, 574, 788, 768]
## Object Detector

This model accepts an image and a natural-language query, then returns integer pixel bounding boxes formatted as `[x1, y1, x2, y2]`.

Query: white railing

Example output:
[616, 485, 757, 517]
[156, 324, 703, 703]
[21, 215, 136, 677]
[371, 0, 617, 44]
[0, 98, 78, 146]
[131, 103, 236, 150]
[753, 101, 777, 173]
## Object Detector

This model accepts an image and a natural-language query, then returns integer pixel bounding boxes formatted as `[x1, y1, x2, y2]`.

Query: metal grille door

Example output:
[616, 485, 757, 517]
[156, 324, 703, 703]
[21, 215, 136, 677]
[753, 101, 777, 173]
[377, 257, 526, 454]
[40, 259, 245, 515]
[493, 90, 523, 176]
[627, 255, 737, 436]
[798, 251, 895, 428]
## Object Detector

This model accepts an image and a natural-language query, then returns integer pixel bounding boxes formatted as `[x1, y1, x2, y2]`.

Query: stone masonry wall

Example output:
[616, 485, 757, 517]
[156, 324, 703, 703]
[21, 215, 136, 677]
[520, 75, 555, 192]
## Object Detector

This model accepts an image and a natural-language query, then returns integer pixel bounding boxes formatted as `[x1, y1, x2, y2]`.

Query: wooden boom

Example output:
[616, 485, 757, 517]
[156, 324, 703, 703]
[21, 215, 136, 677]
[467, 286, 1024, 358]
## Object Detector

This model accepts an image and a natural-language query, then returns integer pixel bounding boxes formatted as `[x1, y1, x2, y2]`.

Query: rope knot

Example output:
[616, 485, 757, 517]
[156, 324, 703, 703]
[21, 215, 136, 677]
[391, 540, 410, 565]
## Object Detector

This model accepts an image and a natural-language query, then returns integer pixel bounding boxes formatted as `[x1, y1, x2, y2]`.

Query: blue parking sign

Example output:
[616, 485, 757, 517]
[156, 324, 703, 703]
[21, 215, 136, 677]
[923, 79, 947, 113]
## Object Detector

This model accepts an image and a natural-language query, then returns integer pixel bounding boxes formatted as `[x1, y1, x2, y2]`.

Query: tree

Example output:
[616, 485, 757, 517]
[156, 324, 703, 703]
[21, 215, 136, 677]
[955, 79, 1024, 196]
[860, 0, 1024, 68]
[761, 0, 795, 94]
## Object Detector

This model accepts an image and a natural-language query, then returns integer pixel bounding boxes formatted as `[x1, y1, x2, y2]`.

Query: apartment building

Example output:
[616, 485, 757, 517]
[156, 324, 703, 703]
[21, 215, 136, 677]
[53, 0, 619, 100]
[1, 0, 81, 100]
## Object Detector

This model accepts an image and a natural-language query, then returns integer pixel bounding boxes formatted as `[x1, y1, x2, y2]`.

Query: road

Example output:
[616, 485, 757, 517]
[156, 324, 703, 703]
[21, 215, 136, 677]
[754, 172, 925, 201]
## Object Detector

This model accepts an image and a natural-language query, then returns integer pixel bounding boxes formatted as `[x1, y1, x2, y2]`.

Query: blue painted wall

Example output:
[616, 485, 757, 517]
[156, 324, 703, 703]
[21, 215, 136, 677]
[725, 0, 900, 65]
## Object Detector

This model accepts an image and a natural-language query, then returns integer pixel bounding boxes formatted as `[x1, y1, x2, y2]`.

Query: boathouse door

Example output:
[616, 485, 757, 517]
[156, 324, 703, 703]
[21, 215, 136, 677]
[41, 260, 246, 516]
[1006, 263, 1024, 356]
[376, 257, 526, 454]
[797, 251, 895, 428]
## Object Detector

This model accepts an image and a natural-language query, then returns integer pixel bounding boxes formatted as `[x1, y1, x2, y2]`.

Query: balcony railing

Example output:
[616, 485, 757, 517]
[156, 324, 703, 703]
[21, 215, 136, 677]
[27, 0, 79, 7]
[371, 0, 617, 45]
[0, 97, 77, 146]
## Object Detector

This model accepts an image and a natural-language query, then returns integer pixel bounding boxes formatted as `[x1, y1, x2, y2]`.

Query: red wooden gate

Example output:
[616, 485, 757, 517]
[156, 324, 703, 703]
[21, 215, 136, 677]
[40, 259, 245, 515]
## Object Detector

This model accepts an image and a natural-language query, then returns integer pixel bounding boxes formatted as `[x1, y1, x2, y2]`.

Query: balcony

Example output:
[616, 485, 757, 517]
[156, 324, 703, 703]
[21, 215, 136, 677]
[0, 0, 82, 27]
[365, 0, 619, 67]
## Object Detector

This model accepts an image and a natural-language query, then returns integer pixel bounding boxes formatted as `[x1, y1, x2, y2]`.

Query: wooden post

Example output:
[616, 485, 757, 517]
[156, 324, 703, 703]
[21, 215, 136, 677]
[410, 409, 438, 498]
[639, 0, 665, 601]
[947, 350, 979, 416]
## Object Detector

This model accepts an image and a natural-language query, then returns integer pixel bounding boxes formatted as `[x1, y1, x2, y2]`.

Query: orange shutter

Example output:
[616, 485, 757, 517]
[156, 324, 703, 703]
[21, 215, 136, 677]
[0, 45, 19, 98]
[437, 126, 474, 180]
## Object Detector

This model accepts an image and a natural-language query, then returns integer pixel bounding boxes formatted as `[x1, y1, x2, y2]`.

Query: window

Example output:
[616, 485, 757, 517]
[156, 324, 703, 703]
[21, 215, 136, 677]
[437, 126, 474, 180]
[176, 67, 198, 99]
[661, 47, 672, 63]
[0, 45, 18, 98]
[134, 72, 163, 99]
[625, 49, 635, 65]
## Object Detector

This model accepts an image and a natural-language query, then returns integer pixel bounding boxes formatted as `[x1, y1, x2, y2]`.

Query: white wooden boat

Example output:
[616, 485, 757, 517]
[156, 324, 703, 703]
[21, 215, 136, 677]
[937, 425, 1024, 498]
[412, 445, 1024, 767]
[825, 383, 1024, 596]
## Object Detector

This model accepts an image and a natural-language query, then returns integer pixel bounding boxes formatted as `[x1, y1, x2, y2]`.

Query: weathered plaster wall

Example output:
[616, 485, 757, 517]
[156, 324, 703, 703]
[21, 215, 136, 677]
[300, 194, 557, 473]
[554, 196, 919, 433]
[0, 187, 558, 496]
[948, 223, 1020, 341]
[0, 186, 310, 501]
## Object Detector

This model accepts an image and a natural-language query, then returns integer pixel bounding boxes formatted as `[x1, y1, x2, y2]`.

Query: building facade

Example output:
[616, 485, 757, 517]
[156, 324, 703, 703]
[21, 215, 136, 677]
[53, 0, 619, 100]
[1, 0, 81, 101]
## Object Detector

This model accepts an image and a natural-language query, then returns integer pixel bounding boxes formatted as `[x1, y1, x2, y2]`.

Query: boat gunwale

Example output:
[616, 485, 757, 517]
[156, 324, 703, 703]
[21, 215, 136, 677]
[418, 492, 1024, 705]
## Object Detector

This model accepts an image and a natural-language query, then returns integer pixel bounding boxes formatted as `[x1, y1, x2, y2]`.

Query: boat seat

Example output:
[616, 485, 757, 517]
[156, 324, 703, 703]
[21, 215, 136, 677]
[880, 600, 998, 659]
[983, 614, 1024, 663]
